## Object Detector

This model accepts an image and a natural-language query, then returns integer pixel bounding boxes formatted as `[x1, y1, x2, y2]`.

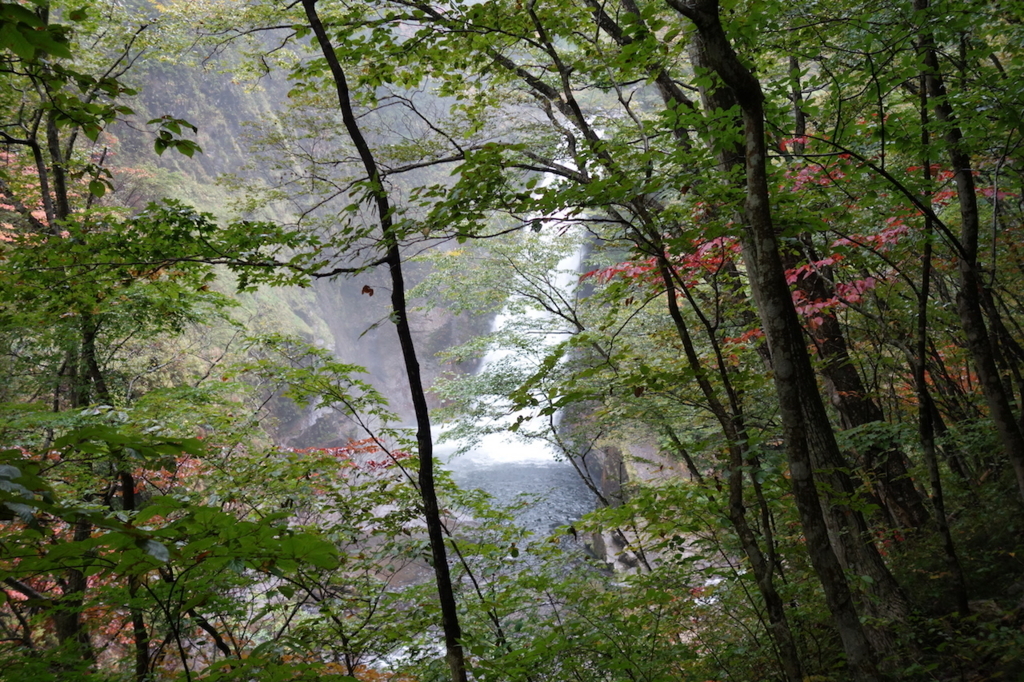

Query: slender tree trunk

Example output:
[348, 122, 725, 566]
[117, 469, 152, 681]
[666, 3, 882, 678]
[726, 444, 804, 682]
[81, 315, 111, 405]
[300, 3, 468, 679]
[917, 236, 971, 617]
[386, 242, 468, 682]
[916, 70, 971, 618]
[45, 114, 71, 222]
[914, 0, 1024, 501]
[788, 56, 807, 156]
[52, 516, 95, 665]
[786, 248, 930, 530]
[654, 249, 804, 681]
[978, 285, 1024, 407]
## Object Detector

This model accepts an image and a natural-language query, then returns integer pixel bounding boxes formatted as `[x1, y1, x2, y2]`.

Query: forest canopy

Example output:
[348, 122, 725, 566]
[2, 0, 1024, 681]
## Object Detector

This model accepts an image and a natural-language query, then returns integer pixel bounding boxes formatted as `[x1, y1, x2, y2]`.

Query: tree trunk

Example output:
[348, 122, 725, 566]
[786, 247, 930, 530]
[915, 0, 1024, 502]
[52, 516, 95, 665]
[300, 3, 468, 679]
[916, 62, 971, 619]
[727, 444, 805, 682]
[654, 247, 805, 681]
[666, 3, 882, 678]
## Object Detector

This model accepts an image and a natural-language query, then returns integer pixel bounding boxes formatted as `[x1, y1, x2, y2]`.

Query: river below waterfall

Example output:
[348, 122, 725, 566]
[439, 430, 595, 538]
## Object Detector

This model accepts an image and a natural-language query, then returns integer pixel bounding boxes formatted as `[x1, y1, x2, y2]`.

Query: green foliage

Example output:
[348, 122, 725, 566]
[0, 1, 73, 60]
[149, 115, 202, 158]
[231, 334, 395, 424]
[0, 424, 360, 681]
[6, 0, 1024, 679]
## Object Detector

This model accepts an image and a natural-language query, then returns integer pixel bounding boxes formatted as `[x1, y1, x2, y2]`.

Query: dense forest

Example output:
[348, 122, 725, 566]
[3, 0, 1024, 680]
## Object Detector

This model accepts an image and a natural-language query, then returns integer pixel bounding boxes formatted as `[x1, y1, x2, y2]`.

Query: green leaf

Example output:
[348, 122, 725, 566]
[0, 21, 35, 59]
[138, 538, 170, 563]
[3, 501, 37, 524]
[1, 4, 44, 27]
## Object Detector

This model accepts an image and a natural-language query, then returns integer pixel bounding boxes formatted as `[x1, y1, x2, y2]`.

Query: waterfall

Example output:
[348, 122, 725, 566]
[437, 229, 595, 537]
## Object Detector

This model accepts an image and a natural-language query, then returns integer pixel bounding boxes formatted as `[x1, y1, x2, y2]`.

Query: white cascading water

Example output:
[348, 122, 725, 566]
[437, 229, 596, 537]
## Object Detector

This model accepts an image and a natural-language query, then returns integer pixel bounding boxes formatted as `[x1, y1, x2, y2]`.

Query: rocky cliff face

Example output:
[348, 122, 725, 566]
[268, 268, 492, 448]
[254, 304, 490, 449]
[113, 49, 494, 448]
[585, 440, 695, 573]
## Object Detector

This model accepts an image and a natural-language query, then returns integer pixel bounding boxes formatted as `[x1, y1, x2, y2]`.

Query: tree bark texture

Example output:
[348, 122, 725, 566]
[914, 0, 1024, 502]
[784, 248, 930, 530]
[683, 3, 910, 659]
[666, 2, 882, 678]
